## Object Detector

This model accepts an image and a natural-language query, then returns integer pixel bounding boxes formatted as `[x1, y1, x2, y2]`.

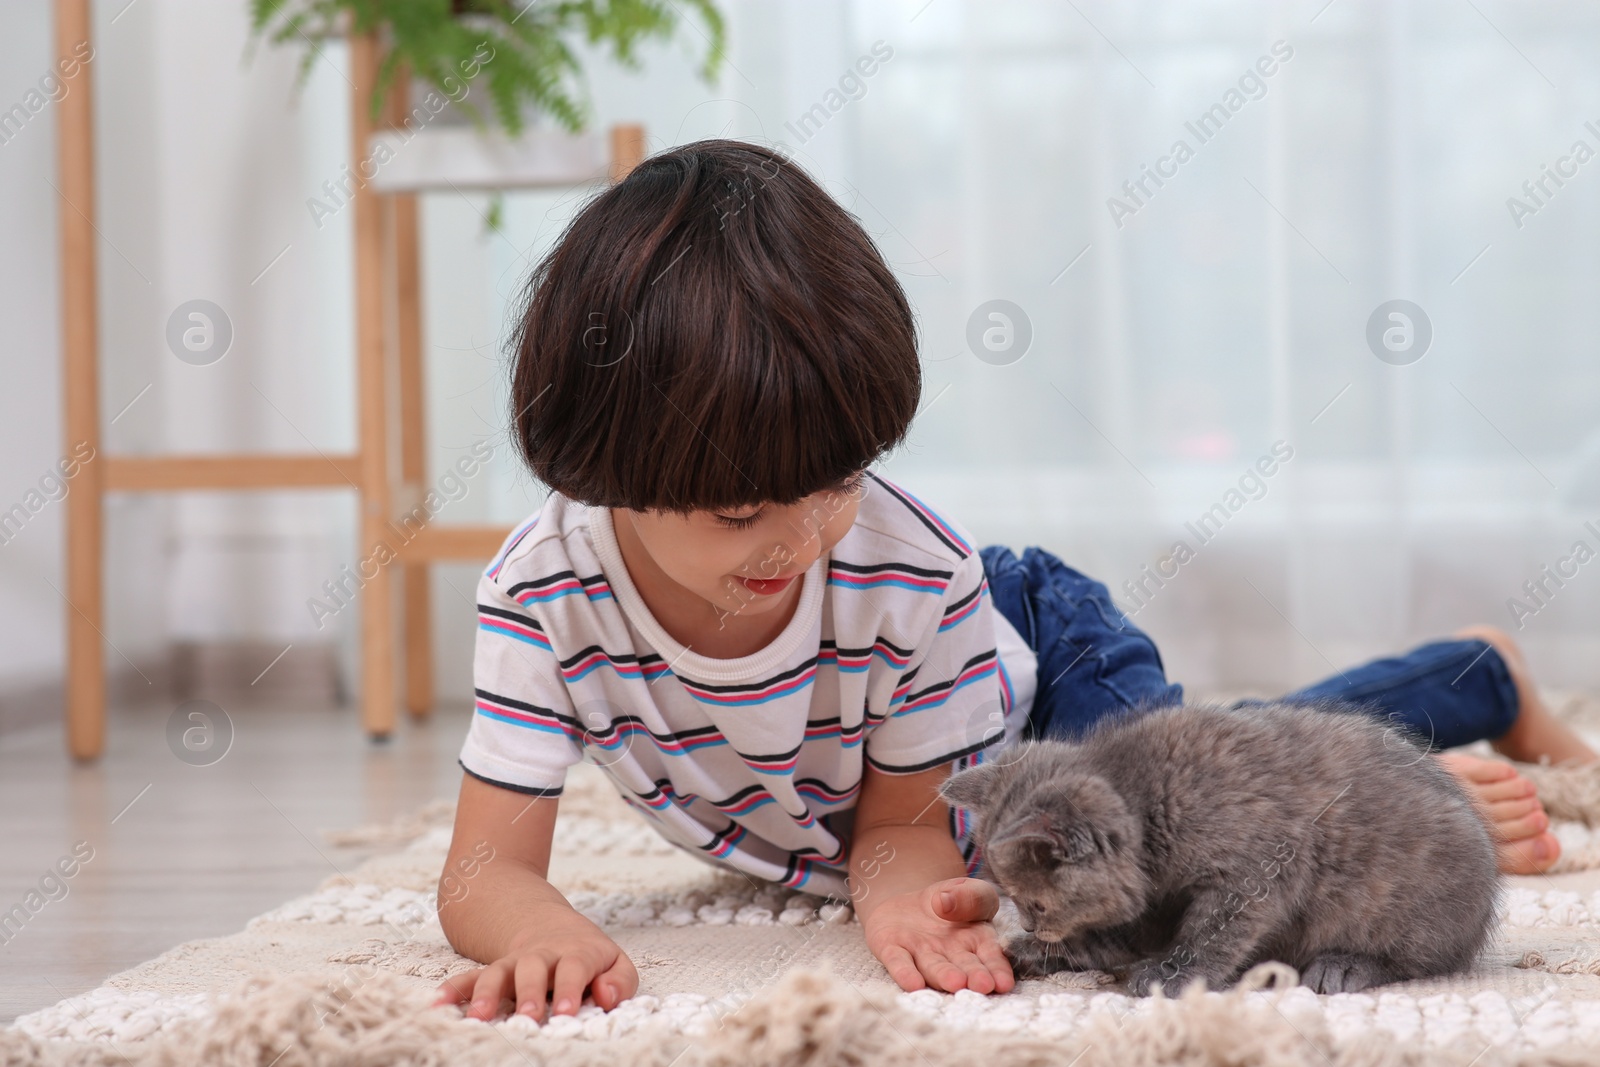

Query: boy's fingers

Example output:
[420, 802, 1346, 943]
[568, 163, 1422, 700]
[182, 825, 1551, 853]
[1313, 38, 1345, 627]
[469, 962, 513, 1020]
[433, 970, 479, 1006]
[879, 945, 925, 992]
[929, 878, 999, 924]
[917, 950, 967, 992]
[948, 950, 994, 994]
[975, 941, 1015, 993]
[512, 955, 552, 1021]
[593, 953, 640, 1010]
[549, 954, 593, 1017]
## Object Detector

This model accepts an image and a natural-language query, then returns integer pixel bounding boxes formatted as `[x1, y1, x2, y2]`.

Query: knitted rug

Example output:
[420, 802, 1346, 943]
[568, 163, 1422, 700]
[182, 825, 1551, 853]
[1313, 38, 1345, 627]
[8, 698, 1600, 1067]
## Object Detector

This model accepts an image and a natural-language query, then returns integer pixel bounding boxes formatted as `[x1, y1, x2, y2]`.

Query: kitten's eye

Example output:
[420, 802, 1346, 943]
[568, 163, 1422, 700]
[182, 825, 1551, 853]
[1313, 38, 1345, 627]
[1063, 827, 1097, 862]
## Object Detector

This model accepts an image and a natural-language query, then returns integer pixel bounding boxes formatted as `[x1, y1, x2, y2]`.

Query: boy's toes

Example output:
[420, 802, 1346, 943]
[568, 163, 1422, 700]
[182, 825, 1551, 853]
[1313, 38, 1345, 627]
[1498, 830, 1560, 875]
[1484, 795, 1542, 823]
[1491, 799, 1550, 842]
[1475, 775, 1538, 805]
[1436, 751, 1515, 785]
[1438, 753, 1564, 872]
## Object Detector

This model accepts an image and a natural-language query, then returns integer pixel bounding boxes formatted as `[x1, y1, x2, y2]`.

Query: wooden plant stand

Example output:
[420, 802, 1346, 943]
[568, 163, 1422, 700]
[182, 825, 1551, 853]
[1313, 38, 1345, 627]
[54, 1, 643, 756]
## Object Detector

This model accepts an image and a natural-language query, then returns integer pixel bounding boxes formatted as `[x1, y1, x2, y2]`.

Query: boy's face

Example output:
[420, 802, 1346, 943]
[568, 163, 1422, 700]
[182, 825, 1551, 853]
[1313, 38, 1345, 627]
[618, 478, 865, 621]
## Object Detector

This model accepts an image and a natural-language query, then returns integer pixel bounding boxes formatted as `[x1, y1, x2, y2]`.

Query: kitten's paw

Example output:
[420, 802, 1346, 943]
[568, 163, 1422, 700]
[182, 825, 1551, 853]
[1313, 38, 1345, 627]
[1126, 956, 1195, 997]
[1300, 953, 1394, 994]
[1125, 954, 1226, 997]
[1007, 929, 1142, 979]
[1003, 934, 1060, 978]
[1125, 958, 1167, 996]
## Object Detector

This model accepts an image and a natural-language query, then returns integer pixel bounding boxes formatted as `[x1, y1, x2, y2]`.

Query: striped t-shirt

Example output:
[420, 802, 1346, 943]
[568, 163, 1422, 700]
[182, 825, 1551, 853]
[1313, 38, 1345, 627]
[457, 473, 1038, 898]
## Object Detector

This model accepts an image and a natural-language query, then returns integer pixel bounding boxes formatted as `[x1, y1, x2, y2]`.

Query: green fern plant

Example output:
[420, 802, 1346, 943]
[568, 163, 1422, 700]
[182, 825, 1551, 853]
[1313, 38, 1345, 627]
[249, 0, 725, 134]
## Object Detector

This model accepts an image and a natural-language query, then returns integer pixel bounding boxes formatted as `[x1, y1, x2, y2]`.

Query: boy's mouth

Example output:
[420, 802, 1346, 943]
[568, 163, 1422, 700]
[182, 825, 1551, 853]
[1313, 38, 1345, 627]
[732, 574, 797, 596]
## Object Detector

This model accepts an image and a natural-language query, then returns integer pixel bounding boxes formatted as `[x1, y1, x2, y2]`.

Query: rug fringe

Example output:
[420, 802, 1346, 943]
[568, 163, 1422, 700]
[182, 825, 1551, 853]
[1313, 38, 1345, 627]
[6, 965, 1588, 1067]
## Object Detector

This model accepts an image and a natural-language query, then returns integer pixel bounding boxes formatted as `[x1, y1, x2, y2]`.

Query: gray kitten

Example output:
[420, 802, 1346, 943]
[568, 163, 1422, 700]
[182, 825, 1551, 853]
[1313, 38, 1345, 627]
[940, 702, 1500, 996]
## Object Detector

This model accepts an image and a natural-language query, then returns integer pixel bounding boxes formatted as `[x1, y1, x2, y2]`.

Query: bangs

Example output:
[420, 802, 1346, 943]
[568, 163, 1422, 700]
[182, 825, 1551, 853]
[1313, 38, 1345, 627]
[510, 140, 920, 512]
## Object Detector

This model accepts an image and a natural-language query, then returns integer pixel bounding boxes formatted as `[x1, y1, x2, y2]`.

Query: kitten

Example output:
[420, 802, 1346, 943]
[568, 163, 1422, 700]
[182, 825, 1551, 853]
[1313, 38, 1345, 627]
[940, 701, 1501, 995]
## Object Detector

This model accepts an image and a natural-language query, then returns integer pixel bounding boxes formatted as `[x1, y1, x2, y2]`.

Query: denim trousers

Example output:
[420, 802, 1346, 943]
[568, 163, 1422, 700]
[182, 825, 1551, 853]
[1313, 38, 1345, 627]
[980, 545, 1520, 751]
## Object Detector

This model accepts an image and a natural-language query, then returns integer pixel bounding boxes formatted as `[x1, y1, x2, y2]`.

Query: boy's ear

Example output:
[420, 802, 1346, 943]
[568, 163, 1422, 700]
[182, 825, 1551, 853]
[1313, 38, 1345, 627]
[939, 762, 1003, 811]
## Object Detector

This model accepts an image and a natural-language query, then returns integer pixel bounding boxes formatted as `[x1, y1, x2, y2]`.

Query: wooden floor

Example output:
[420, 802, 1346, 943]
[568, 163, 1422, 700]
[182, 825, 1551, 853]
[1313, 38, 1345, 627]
[0, 699, 472, 1023]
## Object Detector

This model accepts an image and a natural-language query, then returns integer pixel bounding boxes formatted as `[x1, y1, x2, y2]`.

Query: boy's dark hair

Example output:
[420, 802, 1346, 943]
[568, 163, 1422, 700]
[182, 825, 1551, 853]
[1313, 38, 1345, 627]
[508, 139, 920, 512]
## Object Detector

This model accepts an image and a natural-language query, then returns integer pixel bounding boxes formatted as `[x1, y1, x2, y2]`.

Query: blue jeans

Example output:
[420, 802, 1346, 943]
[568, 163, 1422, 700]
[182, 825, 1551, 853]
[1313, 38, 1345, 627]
[981, 545, 1520, 751]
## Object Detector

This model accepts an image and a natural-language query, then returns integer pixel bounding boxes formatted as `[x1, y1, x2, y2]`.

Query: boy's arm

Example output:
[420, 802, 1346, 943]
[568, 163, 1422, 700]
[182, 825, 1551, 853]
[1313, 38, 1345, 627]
[433, 773, 637, 1021]
[848, 763, 1015, 995]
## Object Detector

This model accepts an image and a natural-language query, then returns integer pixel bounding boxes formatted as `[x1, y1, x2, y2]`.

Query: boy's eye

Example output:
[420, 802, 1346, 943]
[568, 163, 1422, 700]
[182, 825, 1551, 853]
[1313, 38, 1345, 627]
[714, 510, 763, 531]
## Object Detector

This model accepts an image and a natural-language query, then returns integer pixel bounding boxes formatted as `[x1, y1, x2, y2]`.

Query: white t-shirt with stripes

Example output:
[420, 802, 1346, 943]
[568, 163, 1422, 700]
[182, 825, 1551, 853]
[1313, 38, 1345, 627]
[458, 473, 1038, 898]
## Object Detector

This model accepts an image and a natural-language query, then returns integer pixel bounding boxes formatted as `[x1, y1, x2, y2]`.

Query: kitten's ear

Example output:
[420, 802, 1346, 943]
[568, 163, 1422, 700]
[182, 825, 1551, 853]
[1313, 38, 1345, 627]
[993, 818, 1096, 866]
[995, 831, 1063, 869]
[940, 762, 1003, 811]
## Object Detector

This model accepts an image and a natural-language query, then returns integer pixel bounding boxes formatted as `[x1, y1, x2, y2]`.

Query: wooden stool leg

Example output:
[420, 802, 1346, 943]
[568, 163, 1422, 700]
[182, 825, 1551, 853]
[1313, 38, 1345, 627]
[402, 565, 432, 717]
[387, 74, 434, 720]
[609, 124, 646, 183]
[57, 0, 105, 760]
[396, 197, 434, 718]
[384, 66, 435, 723]
[352, 33, 395, 739]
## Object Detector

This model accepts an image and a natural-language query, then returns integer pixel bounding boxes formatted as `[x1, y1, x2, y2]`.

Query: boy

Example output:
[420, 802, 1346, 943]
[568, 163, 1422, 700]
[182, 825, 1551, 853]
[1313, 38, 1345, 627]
[434, 140, 1595, 1023]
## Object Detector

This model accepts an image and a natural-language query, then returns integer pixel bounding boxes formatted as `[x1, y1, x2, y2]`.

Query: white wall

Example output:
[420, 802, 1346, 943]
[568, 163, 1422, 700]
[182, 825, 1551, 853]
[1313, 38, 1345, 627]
[4, 0, 1600, 716]
[0, 3, 72, 690]
[1, 0, 359, 705]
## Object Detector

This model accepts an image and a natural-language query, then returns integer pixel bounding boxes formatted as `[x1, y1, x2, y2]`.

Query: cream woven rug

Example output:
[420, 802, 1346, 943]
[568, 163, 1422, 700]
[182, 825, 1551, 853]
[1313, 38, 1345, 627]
[8, 699, 1600, 1067]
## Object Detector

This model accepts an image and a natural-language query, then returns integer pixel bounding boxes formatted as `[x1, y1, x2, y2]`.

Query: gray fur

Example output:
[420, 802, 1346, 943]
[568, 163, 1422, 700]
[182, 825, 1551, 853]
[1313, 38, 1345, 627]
[941, 702, 1501, 996]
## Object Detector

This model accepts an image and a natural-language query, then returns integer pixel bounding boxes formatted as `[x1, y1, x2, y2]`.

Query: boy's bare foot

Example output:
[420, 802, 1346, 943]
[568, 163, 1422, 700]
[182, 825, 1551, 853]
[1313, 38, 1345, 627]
[1434, 626, 1600, 875]
[1435, 752, 1560, 875]
[1454, 626, 1600, 769]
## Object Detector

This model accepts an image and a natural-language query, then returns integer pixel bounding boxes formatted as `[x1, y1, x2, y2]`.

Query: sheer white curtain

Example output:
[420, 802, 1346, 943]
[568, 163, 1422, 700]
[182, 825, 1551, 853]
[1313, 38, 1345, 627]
[742, 0, 1600, 693]
[439, 0, 1600, 696]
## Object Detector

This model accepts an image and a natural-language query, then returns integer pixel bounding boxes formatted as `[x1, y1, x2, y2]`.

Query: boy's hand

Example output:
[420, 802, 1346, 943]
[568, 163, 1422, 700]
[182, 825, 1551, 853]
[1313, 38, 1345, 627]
[432, 908, 637, 1022]
[861, 876, 1015, 994]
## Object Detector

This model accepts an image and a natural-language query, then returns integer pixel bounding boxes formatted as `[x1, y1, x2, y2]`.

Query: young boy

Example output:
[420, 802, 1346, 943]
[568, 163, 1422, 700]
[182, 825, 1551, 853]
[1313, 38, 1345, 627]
[434, 139, 1596, 1023]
